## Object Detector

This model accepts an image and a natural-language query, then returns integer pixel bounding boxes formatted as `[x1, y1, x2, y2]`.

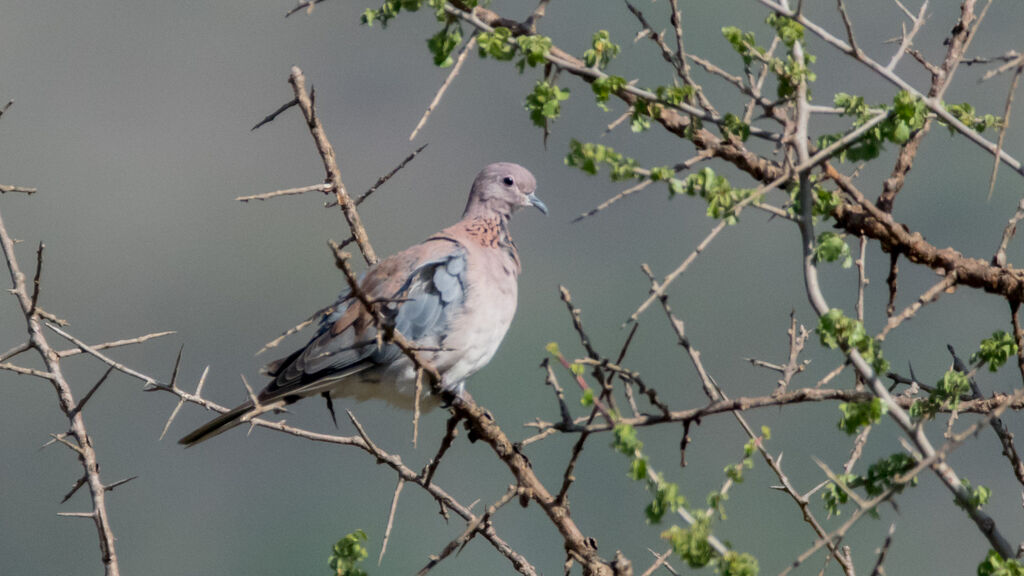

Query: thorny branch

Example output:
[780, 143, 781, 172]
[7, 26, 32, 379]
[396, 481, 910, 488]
[0, 200, 174, 576]
[13, 1, 1024, 574]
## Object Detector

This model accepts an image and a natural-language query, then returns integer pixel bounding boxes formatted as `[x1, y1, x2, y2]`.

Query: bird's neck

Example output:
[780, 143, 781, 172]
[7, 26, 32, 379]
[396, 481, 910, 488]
[462, 214, 514, 250]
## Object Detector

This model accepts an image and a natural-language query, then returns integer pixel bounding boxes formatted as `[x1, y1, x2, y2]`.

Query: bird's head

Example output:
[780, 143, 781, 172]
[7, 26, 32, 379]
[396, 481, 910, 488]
[464, 162, 547, 219]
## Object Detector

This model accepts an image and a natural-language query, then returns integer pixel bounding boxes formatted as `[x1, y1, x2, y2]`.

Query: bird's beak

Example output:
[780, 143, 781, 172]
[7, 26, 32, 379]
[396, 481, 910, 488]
[528, 193, 549, 215]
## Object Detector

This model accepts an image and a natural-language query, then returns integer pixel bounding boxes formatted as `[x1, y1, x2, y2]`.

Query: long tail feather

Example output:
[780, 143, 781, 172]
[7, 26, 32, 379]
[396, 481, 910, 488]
[178, 402, 254, 447]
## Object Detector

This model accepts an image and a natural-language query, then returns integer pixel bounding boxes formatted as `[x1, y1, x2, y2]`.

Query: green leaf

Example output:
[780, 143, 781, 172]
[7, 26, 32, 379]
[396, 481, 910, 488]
[817, 309, 889, 374]
[545, 342, 561, 356]
[649, 166, 674, 181]
[856, 453, 917, 497]
[892, 121, 911, 144]
[822, 473, 856, 516]
[630, 99, 659, 133]
[945, 102, 1003, 134]
[978, 549, 1024, 576]
[329, 530, 370, 576]
[426, 24, 462, 68]
[677, 167, 751, 224]
[612, 422, 643, 455]
[515, 34, 552, 72]
[766, 13, 805, 47]
[972, 331, 1018, 372]
[360, 0, 424, 28]
[837, 398, 886, 435]
[721, 113, 750, 141]
[629, 456, 647, 481]
[580, 388, 594, 406]
[525, 81, 570, 127]
[814, 232, 852, 268]
[721, 26, 762, 66]
[477, 27, 516, 61]
[914, 369, 972, 419]
[591, 75, 627, 110]
[935, 369, 971, 411]
[583, 30, 620, 70]
[719, 551, 759, 576]
[655, 84, 694, 107]
[565, 139, 639, 180]
[646, 478, 685, 523]
[662, 515, 714, 568]
[958, 478, 992, 510]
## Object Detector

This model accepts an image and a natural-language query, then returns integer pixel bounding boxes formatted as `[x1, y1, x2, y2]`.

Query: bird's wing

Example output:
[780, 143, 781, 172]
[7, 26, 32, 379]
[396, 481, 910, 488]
[256, 238, 468, 404]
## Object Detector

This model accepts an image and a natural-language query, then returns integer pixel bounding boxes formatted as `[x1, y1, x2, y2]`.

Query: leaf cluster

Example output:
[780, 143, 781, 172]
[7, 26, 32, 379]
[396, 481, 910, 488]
[583, 30, 620, 70]
[944, 102, 1003, 134]
[819, 91, 1003, 163]
[328, 530, 369, 576]
[611, 423, 762, 574]
[362, 0, 467, 27]
[786, 182, 842, 221]
[837, 398, 886, 435]
[427, 23, 463, 67]
[720, 26, 763, 66]
[723, 16, 815, 99]
[591, 75, 627, 110]
[662, 517, 715, 569]
[565, 139, 639, 181]
[817, 309, 890, 375]
[972, 331, 1018, 372]
[814, 232, 852, 268]
[822, 453, 917, 517]
[979, 550, 1024, 576]
[957, 478, 992, 511]
[672, 167, 756, 224]
[525, 81, 570, 127]
[909, 369, 971, 419]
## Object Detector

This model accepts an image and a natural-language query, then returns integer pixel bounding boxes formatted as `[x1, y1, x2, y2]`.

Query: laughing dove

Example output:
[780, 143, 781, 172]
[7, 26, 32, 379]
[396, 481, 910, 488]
[180, 162, 546, 446]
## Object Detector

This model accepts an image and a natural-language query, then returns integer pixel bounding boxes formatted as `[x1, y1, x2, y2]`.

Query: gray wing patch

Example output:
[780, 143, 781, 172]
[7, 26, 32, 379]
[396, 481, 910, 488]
[259, 245, 467, 403]
[373, 246, 467, 364]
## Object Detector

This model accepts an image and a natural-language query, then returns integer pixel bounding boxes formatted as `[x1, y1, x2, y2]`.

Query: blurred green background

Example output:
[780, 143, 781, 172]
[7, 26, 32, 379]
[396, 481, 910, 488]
[2, 1, 1024, 574]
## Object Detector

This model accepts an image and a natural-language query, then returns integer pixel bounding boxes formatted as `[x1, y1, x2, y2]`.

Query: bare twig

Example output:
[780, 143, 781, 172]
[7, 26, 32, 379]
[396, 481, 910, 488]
[884, 1, 928, 72]
[418, 485, 522, 576]
[555, 433, 589, 507]
[410, 35, 478, 141]
[0, 183, 38, 194]
[289, 66, 377, 265]
[856, 236, 867, 322]
[623, 0, 714, 114]
[45, 323, 162, 387]
[236, 183, 331, 202]
[836, 0, 861, 58]
[57, 331, 176, 358]
[160, 366, 208, 441]
[338, 143, 429, 208]
[988, 60, 1023, 200]
[877, 273, 957, 341]
[378, 478, 405, 565]
[0, 205, 126, 575]
[995, 199, 1024, 267]
[572, 151, 712, 223]
[572, 179, 654, 224]
[251, 97, 299, 131]
[869, 523, 897, 576]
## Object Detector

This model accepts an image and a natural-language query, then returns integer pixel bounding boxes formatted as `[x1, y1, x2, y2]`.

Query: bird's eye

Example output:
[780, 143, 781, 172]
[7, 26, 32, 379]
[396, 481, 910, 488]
[502, 176, 515, 187]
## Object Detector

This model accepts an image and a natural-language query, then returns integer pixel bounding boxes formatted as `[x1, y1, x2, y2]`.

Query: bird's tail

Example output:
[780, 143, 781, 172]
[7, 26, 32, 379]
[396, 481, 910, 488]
[178, 402, 256, 447]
